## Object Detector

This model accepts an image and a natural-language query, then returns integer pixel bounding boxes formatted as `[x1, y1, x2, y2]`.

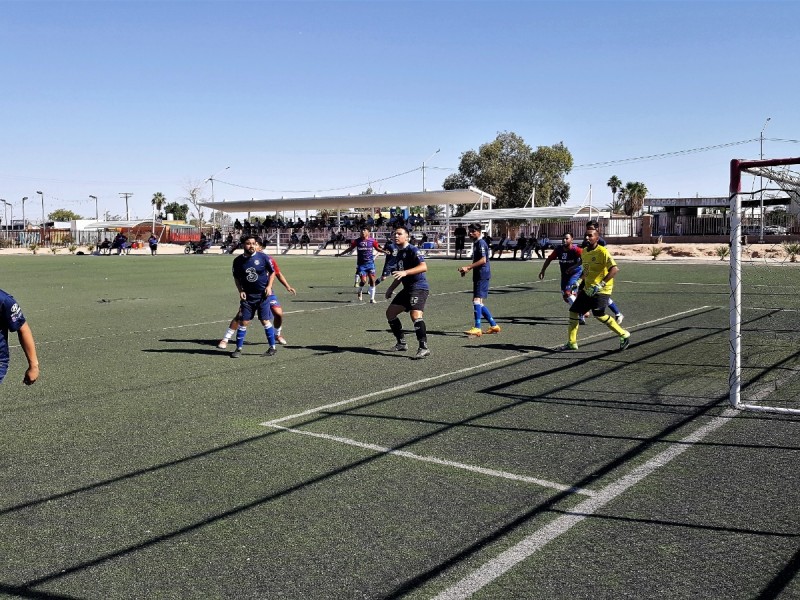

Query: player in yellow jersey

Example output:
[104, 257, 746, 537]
[561, 227, 630, 351]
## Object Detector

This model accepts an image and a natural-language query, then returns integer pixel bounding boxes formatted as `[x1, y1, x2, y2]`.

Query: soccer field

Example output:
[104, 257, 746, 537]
[0, 253, 798, 599]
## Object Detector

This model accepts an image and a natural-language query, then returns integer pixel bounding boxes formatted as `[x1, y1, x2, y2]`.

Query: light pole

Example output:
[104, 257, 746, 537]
[422, 149, 440, 192]
[36, 191, 45, 242]
[0, 199, 8, 234]
[21, 197, 27, 230]
[204, 166, 230, 229]
[759, 117, 771, 242]
[89, 195, 98, 221]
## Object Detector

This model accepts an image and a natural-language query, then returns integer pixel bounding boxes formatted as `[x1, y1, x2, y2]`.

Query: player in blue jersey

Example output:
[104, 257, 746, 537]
[581, 221, 624, 323]
[229, 234, 280, 358]
[0, 289, 39, 385]
[384, 226, 431, 359]
[217, 248, 296, 349]
[337, 227, 387, 303]
[458, 223, 500, 337]
[539, 232, 587, 324]
[375, 234, 399, 287]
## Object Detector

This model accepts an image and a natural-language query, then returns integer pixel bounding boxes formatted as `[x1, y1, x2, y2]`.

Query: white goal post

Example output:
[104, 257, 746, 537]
[729, 157, 800, 415]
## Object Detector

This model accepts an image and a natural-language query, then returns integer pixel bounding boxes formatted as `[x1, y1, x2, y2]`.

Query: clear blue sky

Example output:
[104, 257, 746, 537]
[2, 0, 798, 221]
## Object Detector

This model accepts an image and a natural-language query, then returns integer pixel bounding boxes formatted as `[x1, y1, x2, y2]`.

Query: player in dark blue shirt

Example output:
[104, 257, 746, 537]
[383, 226, 431, 359]
[230, 235, 279, 357]
[458, 222, 500, 337]
[0, 289, 39, 385]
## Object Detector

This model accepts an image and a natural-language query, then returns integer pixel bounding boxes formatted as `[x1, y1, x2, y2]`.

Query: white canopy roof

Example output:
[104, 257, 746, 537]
[460, 205, 588, 221]
[200, 187, 496, 214]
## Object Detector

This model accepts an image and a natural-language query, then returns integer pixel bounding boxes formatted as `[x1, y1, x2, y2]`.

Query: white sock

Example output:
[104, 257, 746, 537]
[369, 286, 375, 299]
[224, 328, 235, 340]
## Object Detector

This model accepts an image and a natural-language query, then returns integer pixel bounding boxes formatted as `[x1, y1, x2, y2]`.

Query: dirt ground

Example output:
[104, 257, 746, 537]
[610, 242, 797, 262]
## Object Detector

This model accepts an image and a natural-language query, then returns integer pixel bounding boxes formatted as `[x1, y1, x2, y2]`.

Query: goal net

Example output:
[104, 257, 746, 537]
[729, 157, 800, 414]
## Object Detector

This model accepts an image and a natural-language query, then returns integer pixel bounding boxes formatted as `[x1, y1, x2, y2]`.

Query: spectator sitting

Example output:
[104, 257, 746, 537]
[513, 234, 527, 259]
[300, 232, 310, 249]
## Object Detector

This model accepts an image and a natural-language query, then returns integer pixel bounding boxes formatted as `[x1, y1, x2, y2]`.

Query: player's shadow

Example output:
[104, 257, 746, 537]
[465, 342, 554, 353]
[296, 344, 384, 357]
[142, 348, 222, 356]
[497, 316, 565, 326]
[294, 300, 353, 303]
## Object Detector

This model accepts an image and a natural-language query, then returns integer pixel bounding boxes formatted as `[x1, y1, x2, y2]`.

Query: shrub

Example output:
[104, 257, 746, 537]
[29, 243, 39, 255]
[649, 246, 662, 260]
[783, 242, 800, 263]
[0, 238, 14, 249]
[715, 246, 730, 260]
[51, 246, 60, 255]
[68, 244, 78, 254]
[86, 243, 95, 253]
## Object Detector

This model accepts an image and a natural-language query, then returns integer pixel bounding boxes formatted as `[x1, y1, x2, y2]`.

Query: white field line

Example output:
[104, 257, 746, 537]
[266, 424, 596, 496]
[261, 305, 714, 428]
[432, 408, 739, 600]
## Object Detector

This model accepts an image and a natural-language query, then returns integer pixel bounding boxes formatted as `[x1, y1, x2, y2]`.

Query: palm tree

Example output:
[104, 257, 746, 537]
[151, 192, 166, 217]
[622, 181, 648, 216]
[607, 175, 622, 206]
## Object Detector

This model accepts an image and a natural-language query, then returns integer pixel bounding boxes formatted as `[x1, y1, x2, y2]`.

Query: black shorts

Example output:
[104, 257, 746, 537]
[455, 237, 466, 251]
[570, 291, 611, 316]
[392, 288, 429, 312]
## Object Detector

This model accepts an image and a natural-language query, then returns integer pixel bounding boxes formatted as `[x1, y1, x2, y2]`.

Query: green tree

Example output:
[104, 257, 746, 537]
[607, 175, 622, 206]
[622, 181, 648, 216]
[163, 201, 189, 221]
[48, 208, 82, 221]
[443, 131, 573, 214]
[151, 192, 166, 216]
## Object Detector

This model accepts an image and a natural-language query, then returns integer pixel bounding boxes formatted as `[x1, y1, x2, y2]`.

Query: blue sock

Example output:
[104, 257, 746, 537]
[608, 300, 620, 316]
[473, 303, 482, 328]
[263, 322, 276, 347]
[236, 326, 247, 349]
[481, 304, 497, 327]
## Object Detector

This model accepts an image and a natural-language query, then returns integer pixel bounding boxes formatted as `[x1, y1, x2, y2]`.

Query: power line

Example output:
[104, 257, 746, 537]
[573, 139, 759, 170]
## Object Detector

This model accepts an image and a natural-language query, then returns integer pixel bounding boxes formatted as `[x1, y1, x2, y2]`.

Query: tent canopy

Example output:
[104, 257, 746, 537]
[200, 187, 496, 214]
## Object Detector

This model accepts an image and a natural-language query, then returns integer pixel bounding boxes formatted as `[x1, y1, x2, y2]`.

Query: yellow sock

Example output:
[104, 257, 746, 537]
[568, 315, 580, 344]
[597, 314, 628, 337]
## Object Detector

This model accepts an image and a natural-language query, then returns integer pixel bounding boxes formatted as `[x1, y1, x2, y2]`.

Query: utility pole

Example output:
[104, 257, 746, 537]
[89, 195, 98, 220]
[759, 117, 771, 242]
[119, 193, 133, 221]
[21, 196, 27, 230]
[36, 191, 45, 242]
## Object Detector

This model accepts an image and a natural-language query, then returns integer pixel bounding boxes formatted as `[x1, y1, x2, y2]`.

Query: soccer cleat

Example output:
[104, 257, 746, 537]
[230, 348, 243, 358]
[276, 335, 287, 345]
[559, 342, 579, 351]
[413, 347, 431, 360]
[263, 346, 277, 357]
[369, 298, 376, 304]
[357, 291, 363, 302]
[217, 339, 229, 349]
[390, 342, 408, 352]
[465, 327, 482, 337]
[483, 325, 501, 334]
[619, 334, 631, 351]
[578, 315, 586, 325]
[615, 313, 625, 324]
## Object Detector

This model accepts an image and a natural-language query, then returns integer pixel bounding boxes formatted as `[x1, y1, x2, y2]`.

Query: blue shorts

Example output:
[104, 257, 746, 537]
[356, 262, 376, 277]
[239, 296, 273, 322]
[472, 278, 490, 299]
[560, 271, 582, 293]
[0, 359, 8, 384]
[267, 294, 281, 309]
